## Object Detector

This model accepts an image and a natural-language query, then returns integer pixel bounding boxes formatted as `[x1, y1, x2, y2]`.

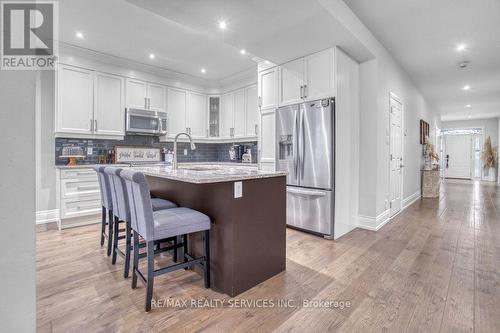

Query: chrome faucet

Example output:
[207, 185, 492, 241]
[172, 132, 196, 170]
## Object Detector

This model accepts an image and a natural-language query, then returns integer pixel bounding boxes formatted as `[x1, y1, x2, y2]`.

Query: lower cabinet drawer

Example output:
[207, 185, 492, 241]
[62, 178, 100, 198]
[61, 168, 98, 179]
[61, 196, 101, 219]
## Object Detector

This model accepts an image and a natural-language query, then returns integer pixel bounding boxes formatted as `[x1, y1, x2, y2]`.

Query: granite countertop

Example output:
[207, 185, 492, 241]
[132, 164, 287, 184]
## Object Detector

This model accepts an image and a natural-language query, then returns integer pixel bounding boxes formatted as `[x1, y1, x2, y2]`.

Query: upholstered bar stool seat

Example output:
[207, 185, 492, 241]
[151, 198, 177, 211]
[153, 208, 210, 240]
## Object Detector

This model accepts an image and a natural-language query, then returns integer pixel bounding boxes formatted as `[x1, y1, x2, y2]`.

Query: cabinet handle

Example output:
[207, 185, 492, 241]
[304, 85, 308, 99]
[300, 85, 304, 99]
[255, 124, 258, 135]
[230, 128, 234, 137]
[90, 119, 94, 132]
[258, 96, 262, 108]
[206, 129, 209, 137]
[94, 120, 97, 132]
[145, 97, 148, 109]
[148, 98, 151, 109]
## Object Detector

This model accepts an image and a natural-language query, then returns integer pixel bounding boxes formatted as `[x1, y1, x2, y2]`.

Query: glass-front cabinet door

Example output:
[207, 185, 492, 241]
[208, 96, 220, 137]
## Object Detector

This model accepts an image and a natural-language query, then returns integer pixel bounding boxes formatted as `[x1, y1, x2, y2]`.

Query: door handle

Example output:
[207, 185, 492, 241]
[287, 187, 326, 197]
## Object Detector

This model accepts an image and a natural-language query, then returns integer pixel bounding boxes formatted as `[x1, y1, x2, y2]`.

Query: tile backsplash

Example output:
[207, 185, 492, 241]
[55, 135, 258, 165]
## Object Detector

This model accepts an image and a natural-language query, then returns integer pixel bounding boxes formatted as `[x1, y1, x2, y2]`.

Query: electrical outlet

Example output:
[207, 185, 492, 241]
[234, 181, 242, 198]
[183, 149, 188, 155]
[87, 147, 93, 155]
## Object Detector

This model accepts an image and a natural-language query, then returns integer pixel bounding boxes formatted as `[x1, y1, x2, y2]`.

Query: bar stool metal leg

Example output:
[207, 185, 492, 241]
[100, 206, 106, 247]
[124, 220, 131, 278]
[204, 230, 210, 288]
[112, 216, 119, 265]
[145, 241, 155, 312]
[183, 234, 188, 269]
[131, 231, 139, 289]
[107, 210, 114, 256]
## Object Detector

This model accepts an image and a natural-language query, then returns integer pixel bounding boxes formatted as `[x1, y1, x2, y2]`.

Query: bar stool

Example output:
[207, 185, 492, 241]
[104, 167, 178, 278]
[120, 169, 211, 312]
[93, 166, 114, 256]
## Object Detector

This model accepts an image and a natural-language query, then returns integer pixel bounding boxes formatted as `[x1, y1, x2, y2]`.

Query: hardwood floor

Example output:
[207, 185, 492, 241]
[37, 180, 500, 332]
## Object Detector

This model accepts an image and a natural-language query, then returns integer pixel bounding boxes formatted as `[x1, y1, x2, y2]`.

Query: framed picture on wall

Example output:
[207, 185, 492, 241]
[420, 119, 430, 144]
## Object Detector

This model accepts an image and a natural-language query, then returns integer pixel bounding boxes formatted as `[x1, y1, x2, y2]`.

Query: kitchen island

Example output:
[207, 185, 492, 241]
[133, 164, 287, 297]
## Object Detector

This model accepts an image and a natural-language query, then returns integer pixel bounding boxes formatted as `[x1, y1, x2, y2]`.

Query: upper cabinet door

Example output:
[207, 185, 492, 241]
[187, 91, 207, 138]
[167, 88, 187, 136]
[233, 89, 246, 138]
[304, 48, 335, 101]
[57, 65, 94, 134]
[126, 79, 147, 109]
[94, 72, 125, 136]
[245, 84, 259, 136]
[220, 93, 234, 138]
[258, 67, 278, 110]
[279, 58, 304, 106]
[147, 83, 165, 112]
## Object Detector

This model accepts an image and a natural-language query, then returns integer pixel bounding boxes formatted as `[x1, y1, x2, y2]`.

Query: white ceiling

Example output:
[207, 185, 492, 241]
[344, 0, 500, 121]
[59, 0, 373, 83]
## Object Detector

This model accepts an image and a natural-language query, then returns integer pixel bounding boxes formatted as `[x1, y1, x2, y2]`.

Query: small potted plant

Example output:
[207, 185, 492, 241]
[481, 136, 498, 181]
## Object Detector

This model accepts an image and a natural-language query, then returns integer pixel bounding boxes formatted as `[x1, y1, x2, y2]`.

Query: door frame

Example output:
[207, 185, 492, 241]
[389, 92, 404, 217]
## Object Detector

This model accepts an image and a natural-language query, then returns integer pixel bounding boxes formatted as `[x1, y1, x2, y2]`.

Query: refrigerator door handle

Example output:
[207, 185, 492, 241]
[287, 187, 327, 197]
[300, 107, 305, 179]
[293, 109, 299, 179]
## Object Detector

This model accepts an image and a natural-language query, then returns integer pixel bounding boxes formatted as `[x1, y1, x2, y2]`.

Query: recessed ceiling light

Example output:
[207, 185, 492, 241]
[201, 68, 206, 73]
[75, 31, 84, 39]
[240, 49, 246, 55]
[466, 104, 471, 108]
[463, 85, 471, 91]
[456, 43, 467, 51]
[468, 115, 472, 119]
[218, 20, 227, 30]
[149, 53, 155, 59]
[264, 60, 270, 64]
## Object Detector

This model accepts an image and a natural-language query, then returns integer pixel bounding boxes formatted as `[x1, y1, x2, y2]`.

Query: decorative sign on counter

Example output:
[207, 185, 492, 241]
[114, 146, 161, 163]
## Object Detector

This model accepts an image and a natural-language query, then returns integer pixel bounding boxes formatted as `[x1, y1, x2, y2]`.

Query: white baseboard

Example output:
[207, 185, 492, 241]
[402, 191, 421, 209]
[357, 209, 391, 231]
[36, 209, 60, 225]
[357, 191, 421, 231]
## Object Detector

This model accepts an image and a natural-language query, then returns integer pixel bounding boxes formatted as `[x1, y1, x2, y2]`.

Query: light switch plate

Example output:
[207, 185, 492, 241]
[234, 181, 242, 198]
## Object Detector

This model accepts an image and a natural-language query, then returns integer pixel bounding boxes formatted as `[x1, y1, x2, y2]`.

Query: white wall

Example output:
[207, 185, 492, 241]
[320, 0, 441, 226]
[0, 71, 37, 332]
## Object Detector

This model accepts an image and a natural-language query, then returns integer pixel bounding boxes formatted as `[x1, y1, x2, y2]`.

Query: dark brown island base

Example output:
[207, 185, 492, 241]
[138, 164, 287, 297]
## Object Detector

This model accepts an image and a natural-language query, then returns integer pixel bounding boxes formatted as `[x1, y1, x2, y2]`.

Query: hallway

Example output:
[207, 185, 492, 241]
[36, 180, 500, 332]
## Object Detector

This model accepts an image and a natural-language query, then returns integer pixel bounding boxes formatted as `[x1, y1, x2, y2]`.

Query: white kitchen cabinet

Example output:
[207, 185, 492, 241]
[126, 79, 165, 111]
[167, 87, 187, 136]
[56, 167, 101, 229]
[147, 83, 166, 112]
[259, 108, 276, 171]
[279, 58, 304, 106]
[94, 72, 125, 136]
[304, 48, 335, 101]
[187, 91, 207, 138]
[233, 89, 246, 138]
[258, 67, 278, 110]
[125, 78, 148, 109]
[220, 93, 234, 138]
[245, 84, 259, 136]
[277, 48, 335, 106]
[56, 65, 94, 135]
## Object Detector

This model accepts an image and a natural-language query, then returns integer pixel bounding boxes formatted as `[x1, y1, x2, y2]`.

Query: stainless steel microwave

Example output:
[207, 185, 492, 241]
[125, 108, 167, 135]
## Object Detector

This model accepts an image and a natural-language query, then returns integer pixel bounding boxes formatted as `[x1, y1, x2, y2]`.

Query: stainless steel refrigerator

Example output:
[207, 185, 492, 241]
[276, 98, 334, 238]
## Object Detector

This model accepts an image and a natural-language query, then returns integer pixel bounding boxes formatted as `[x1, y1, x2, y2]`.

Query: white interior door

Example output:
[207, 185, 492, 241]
[444, 135, 472, 179]
[389, 96, 403, 216]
